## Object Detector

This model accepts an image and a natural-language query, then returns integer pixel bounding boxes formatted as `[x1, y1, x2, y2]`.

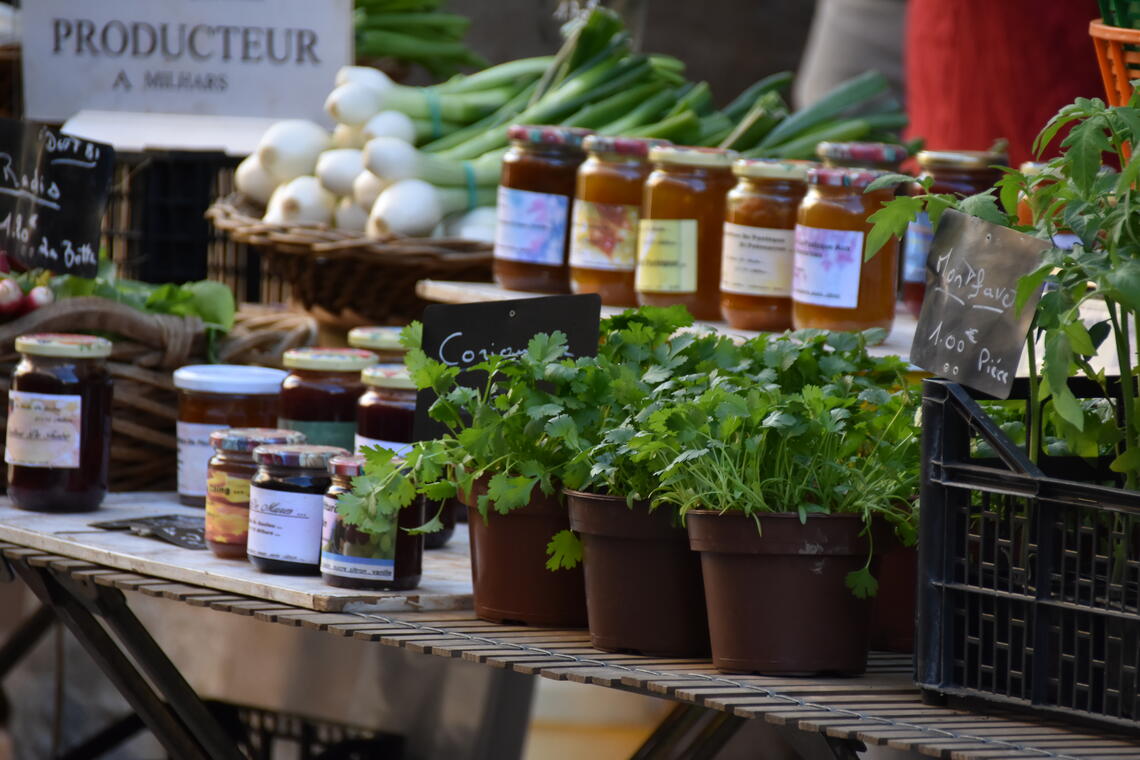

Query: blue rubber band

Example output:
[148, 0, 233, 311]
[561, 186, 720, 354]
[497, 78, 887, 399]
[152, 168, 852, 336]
[463, 162, 478, 211]
[425, 89, 444, 140]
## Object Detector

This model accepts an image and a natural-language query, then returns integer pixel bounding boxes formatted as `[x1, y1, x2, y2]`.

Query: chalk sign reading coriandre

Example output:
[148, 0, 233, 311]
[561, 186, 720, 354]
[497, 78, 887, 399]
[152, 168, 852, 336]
[23, 0, 353, 123]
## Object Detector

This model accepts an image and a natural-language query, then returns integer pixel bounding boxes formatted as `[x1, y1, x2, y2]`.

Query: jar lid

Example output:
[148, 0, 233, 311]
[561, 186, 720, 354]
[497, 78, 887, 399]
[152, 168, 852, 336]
[173, 364, 288, 394]
[816, 142, 908, 165]
[649, 145, 737, 168]
[329, 453, 365, 477]
[347, 326, 409, 352]
[583, 135, 670, 158]
[16, 333, 113, 358]
[507, 124, 594, 150]
[363, 364, 416, 390]
[807, 167, 885, 189]
[283, 348, 378, 372]
[1019, 161, 1049, 177]
[211, 427, 306, 452]
[733, 158, 816, 181]
[252, 444, 348, 469]
[916, 150, 1009, 169]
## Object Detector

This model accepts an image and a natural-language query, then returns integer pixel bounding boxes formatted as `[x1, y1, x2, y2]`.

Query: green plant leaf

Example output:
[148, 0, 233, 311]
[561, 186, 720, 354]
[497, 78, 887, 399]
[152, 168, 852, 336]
[1015, 263, 1051, 314]
[958, 192, 1009, 227]
[1062, 321, 1095, 356]
[1110, 446, 1140, 473]
[865, 172, 915, 192]
[486, 471, 537, 513]
[1104, 260, 1140, 313]
[545, 529, 583, 570]
[421, 481, 458, 500]
[400, 321, 423, 350]
[1061, 113, 1111, 194]
[845, 567, 879, 599]
[864, 195, 922, 261]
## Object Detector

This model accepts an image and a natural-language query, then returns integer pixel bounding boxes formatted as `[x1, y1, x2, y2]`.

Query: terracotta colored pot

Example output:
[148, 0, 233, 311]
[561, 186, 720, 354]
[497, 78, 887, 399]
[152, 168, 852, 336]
[869, 518, 917, 653]
[566, 490, 709, 657]
[687, 510, 872, 675]
[467, 478, 587, 627]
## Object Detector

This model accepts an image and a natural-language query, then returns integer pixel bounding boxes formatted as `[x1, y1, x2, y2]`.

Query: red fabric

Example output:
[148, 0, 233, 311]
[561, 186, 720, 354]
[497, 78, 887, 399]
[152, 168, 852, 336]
[905, 0, 1104, 167]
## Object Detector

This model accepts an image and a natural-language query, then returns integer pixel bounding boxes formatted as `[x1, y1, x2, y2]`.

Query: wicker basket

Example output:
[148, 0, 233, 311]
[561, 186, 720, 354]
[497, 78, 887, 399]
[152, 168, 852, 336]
[207, 194, 494, 326]
[0, 298, 318, 493]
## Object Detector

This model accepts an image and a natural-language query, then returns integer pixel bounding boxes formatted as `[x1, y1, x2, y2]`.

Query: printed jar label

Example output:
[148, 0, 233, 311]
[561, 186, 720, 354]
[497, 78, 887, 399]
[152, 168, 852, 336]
[247, 485, 323, 565]
[569, 200, 639, 272]
[792, 225, 865, 309]
[205, 470, 251, 544]
[278, 419, 356, 452]
[493, 186, 570, 266]
[720, 223, 795, 297]
[5, 391, 82, 468]
[320, 496, 396, 581]
[177, 421, 224, 497]
[903, 212, 933, 284]
[355, 434, 413, 457]
[635, 219, 698, 293]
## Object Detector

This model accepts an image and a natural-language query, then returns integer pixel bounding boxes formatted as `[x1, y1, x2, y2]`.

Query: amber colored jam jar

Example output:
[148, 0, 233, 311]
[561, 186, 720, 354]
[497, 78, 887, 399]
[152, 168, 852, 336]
[636, 145, 738, 321]
[569, 136, 670, 307]
[321, 454, 426, 590]
[816, 141, 908, 172]
[355, 365, 415, 456]
[792, 168, 899, 337]
[173, 365, 287, 507]
[279, 348, 378, 451]
[902, 149, 1008, 317]
[6, 334, 113, 513]
[348, 326, 410, 364]
[206, 427, 305, 559]
[720, 158, 815, 331]
[494, 124, 594, 293]
[248, 444, 347, 574]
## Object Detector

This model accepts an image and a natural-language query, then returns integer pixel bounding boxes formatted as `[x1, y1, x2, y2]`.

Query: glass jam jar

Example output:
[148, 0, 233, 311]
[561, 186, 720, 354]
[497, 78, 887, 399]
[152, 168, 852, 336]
[279, 348, 378, 451]
[248, 444, 347, 574]
[494, 124, 594, 294]
[636, 145, 738, 321]
[792, 167, 899, 337]
[173, 365, 287, 507]
[348, 326, 410, 364]
[902, 149, 1009, 317]
[206, 427, 305, 559]
[816, 142, 908, 172]
[569, 136, 669, 307]
[720, 158, 815, 331]
[321, 454, 426, 590]
[6, 334, 113, 513]
[355, 365, 415, 456]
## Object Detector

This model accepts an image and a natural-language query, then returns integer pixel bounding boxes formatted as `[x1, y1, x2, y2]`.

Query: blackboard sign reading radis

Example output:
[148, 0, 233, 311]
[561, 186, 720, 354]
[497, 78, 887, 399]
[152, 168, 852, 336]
[910, 210, 1049, 398]
[414, 295, 603, 441]
[0, 121, 115, 278]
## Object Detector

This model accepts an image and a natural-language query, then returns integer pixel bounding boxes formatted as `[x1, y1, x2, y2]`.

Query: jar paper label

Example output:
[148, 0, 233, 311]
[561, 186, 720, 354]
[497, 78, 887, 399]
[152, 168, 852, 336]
[247, 486, 323, 565]
[720, 223, 795, 296]
[278, 419, 356, 452]
[320, 497, 396, 581]
[903, 212, 932, 284]
[5, 391, 82, 468]
[177, 421, 224, 498]
[206, 471, 250, 545]
[493, 186, 570, 266]
[792, 225, 864, 309]
[355, 434, 413, 457]
[635, 219, 698, 293]
[569, 200, 639, 272]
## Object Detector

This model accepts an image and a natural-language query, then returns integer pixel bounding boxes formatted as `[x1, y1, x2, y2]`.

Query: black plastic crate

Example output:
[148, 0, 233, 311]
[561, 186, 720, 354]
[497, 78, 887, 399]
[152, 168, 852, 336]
[918, 377, 1140, 733]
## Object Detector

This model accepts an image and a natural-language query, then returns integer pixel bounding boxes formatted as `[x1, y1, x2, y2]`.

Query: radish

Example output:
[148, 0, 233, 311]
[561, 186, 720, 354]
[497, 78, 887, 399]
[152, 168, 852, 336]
[23, 286, 53, 314]
[0, 278, 22, 316]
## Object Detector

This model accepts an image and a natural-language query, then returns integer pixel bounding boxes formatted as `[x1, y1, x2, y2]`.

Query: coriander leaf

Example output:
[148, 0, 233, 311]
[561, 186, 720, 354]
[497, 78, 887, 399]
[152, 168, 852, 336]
[400, 321, 423, 351]
[406, 511, 445, 535]
[845, 567, 879, 599]
[545, 529, 583, 570]
[421, 481, 458, 500]
[527, 331, 569, 365]
[486, 472, 537, 513]
[526, 402, 564, 420]
[545, 414, 579, 447]
[361, 445, 397, 471]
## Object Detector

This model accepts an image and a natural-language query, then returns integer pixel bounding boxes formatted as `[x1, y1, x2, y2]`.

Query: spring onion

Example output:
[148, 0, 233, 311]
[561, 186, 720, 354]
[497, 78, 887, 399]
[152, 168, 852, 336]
[257, 120, 330, 182]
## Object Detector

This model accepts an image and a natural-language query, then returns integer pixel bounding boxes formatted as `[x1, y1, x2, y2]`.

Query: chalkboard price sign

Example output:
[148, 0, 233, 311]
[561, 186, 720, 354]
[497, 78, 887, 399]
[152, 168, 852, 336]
[0, 120, 116, 278]
[413, 294, 603, 441]
[910, 210, 1050, 398]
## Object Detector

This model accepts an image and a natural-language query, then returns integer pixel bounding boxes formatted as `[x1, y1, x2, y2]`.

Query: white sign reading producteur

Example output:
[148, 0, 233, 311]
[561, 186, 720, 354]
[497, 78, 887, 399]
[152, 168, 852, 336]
[22, 0, 353, 123]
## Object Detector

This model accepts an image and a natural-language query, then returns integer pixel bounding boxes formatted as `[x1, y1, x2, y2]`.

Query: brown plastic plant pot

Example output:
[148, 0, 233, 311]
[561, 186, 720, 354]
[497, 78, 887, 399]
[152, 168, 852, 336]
[566, 490, 709, 657]
[869, 517, 917, 653]
[686, 510, 872, 675]
[466, 478, 587, 627]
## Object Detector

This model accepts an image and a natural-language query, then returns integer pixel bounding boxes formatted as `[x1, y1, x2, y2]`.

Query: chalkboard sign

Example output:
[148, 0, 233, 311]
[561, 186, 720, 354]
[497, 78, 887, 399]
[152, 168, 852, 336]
[910, 209, 1049, 398]
[0, 121, 115, 278]
[413, 295, 603, 440]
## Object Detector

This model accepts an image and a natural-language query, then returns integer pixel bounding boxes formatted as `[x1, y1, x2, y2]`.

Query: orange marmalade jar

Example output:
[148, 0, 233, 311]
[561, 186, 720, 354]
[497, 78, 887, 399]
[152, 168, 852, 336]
[720, 158, 815, 331]
[494, 125, 594, 294]
[792, 167, 898, 337]
[569, 136, 669, 307]
[636, 145, 738, 321]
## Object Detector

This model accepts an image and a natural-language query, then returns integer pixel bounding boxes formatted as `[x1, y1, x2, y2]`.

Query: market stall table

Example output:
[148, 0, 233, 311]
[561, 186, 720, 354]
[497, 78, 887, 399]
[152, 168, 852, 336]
[2, 494, 1138, 759]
